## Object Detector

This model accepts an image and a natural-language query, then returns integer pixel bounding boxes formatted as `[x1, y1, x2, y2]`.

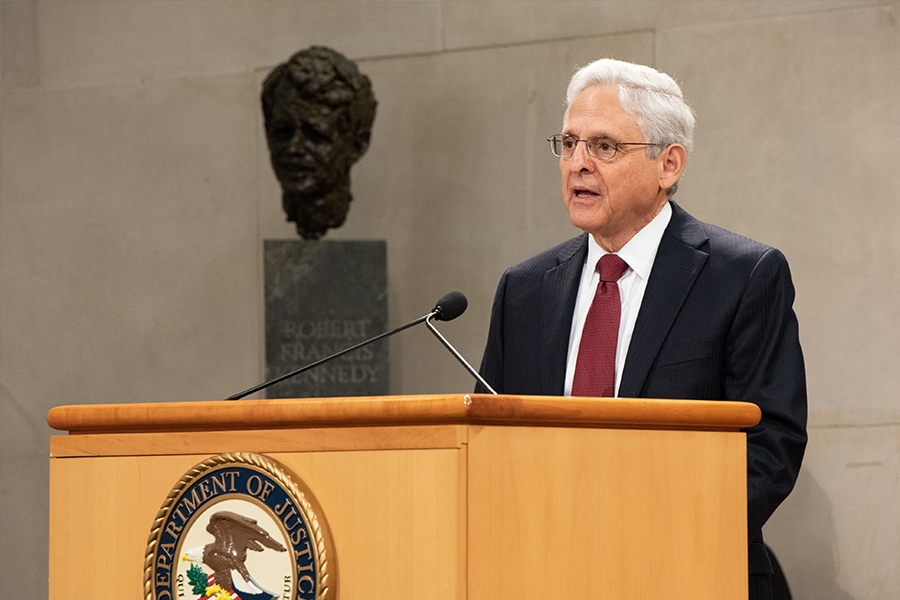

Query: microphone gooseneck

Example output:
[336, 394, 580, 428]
[425, 293, 498, 395]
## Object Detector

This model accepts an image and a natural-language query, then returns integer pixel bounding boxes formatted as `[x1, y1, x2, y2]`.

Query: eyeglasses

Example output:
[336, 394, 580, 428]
[547, 134, 663, 161]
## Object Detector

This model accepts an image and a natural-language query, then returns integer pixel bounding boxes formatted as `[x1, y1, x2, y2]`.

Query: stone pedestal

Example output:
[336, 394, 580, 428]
[264, 240, 388, 398]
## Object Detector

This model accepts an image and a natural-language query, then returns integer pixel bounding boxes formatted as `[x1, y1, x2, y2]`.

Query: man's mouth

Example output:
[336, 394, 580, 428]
[573, 187, 599, 198]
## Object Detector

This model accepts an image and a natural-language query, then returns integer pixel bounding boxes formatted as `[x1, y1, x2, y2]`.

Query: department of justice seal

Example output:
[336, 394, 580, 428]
[144, 452, 336, 600]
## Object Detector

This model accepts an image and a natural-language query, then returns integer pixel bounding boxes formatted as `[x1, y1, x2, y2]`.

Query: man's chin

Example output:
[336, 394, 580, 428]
[567, 206, 607, 234]
[278, 180, 328, 196]
[280, 189, 351, 240]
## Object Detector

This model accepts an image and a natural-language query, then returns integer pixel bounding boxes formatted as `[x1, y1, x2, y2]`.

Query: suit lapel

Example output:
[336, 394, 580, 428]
[619, 203, 710, 398]
[540, 235, 588, 395]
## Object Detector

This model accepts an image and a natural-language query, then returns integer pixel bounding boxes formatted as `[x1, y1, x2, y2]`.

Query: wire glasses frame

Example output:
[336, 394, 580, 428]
[547, 134, 663, 161]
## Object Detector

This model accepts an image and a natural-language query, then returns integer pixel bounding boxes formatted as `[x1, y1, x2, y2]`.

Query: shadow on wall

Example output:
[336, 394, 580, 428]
[765, 468, 854, 600]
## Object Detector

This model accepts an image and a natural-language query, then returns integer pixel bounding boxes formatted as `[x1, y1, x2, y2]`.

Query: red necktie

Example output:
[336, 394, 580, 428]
[572, 254, 629, 397]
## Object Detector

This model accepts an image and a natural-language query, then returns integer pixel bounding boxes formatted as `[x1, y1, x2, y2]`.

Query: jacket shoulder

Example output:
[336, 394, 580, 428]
[503, 234, 587, 280]
[670, 202, 786, 266]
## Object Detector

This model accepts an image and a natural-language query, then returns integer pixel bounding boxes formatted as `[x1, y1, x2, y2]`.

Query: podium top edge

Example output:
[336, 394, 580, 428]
[46, 394, 761, 435]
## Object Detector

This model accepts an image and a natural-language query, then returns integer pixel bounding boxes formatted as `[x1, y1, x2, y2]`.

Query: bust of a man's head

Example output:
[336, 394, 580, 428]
[261, 46, 377, 239]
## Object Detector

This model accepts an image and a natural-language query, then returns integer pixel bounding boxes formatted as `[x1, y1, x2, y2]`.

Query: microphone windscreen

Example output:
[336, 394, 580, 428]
[433, 291, 468, 321]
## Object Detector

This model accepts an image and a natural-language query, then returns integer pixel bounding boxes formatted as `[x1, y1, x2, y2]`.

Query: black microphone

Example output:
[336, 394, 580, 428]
[226, 291, 489, 400]
[432, 290, 468, 321]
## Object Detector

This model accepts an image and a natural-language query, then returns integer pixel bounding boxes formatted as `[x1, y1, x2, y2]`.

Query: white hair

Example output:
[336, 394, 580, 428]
[565, 58, 695, 157]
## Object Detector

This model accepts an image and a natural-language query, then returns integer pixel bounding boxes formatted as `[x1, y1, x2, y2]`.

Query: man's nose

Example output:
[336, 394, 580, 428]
[566, 141, 595, 172]
[287, 130, 306, 153]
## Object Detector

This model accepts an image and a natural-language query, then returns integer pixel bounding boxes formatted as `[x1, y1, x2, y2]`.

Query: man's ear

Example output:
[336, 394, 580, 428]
[658, 144, 687, 189]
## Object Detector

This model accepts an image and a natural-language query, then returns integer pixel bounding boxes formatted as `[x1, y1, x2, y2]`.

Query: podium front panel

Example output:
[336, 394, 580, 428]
[467, 425, 747, 600]
[49, 425, 467, 600]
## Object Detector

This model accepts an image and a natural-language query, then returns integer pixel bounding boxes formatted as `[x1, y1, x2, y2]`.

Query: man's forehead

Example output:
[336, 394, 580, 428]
[270, 93, 342, 123]
[563, 85, 641, 138]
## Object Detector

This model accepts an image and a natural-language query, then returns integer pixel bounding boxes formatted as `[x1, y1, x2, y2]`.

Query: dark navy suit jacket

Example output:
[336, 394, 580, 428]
[477, 201, 808, 575]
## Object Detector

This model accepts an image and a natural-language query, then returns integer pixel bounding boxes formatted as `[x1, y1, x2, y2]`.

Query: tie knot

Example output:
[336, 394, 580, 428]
[597, 254, 629, 283]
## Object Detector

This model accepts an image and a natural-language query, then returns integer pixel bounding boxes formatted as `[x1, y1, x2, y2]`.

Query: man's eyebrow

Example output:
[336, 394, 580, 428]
[560, 129, 616, 139]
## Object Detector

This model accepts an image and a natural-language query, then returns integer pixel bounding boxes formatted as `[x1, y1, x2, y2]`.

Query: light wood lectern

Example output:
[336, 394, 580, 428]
[47, 394, 759, 600]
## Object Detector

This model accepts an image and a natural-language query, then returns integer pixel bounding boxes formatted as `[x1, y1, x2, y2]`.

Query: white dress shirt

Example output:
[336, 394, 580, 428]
[564, 202, 672, 397]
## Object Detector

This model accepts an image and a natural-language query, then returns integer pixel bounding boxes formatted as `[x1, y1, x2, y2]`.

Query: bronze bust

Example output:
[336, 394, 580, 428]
[262, 47, 377, 239]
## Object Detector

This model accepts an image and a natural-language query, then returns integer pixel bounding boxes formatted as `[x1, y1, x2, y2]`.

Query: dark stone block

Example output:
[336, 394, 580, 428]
[264, 240, 387, 398]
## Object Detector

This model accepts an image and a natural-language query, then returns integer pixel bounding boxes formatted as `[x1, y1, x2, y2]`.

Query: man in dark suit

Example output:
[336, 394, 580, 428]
[477, 58, 807, 600]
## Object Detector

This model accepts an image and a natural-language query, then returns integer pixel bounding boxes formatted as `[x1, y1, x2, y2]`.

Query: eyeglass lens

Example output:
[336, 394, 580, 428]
[549, 135, 617, 160]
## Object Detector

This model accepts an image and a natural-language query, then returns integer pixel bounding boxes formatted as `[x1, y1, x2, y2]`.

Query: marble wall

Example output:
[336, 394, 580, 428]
[1, 1, 897, 598]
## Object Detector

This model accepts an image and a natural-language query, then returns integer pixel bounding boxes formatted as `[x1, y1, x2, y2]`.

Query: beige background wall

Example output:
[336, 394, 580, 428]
[1, 1, 897, 598]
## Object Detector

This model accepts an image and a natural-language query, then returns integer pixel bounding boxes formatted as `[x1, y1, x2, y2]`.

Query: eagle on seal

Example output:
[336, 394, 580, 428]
[201, 510, 287, 598]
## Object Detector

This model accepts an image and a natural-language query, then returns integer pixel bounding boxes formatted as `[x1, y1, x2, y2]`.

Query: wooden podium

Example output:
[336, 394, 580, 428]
[47, 394, 759, 600]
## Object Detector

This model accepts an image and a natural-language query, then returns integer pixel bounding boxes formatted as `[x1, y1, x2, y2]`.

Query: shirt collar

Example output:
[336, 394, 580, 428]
[585, 201, 672, 281]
